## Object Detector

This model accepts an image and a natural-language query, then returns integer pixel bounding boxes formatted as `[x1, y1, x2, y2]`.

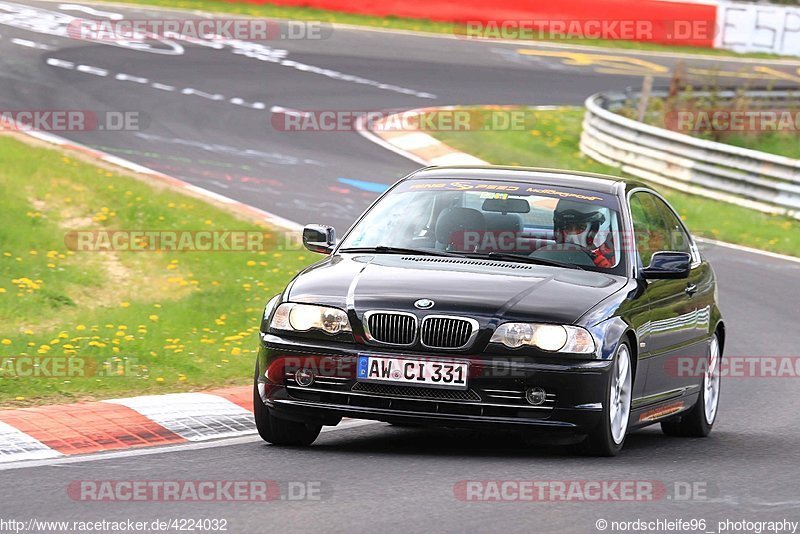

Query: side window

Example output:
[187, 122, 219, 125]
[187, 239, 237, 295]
[652, 197, 692, 254]
[629, 192, 670, 267]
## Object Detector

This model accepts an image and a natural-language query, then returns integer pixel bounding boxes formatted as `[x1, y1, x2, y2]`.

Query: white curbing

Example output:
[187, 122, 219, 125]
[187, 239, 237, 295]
[105, 393, 255, 442]
[0, 422, 62, 463]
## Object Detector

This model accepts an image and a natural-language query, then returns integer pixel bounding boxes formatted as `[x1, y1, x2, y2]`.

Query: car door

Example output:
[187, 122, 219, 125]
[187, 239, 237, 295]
[629, 191, 703, 403]
[650, 195, 715, 395]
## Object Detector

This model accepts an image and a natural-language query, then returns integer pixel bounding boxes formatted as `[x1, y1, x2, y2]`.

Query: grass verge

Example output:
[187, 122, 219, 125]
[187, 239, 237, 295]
[616, 96, 800, 160]
[424, 106, 800, 257]
[0, 134, 312, 407]
[107, 0, 785, 60]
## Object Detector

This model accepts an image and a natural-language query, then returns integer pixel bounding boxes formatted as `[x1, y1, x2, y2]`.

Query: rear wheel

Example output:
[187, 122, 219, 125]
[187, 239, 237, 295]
[661, 334, 721, 438]
[581, 341, 632, 457]
[253, 378, 321, 446]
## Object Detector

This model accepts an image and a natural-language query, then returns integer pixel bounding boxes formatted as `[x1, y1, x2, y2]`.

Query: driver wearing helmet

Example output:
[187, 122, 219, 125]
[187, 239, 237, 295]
[553, 200, 616, 269]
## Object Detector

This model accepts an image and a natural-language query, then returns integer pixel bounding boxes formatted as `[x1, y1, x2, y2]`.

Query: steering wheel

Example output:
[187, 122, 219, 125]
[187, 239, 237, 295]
[531, 243, 596, 267]
[558, 242, 596, 259]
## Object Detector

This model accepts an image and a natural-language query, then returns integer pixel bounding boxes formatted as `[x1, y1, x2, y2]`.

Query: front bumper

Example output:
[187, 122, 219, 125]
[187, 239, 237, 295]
[257, 333, 613, 435]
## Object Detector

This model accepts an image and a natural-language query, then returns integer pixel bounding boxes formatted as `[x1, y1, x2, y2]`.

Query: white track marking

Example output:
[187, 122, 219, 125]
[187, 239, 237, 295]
[355, 116, 429, 166]
[57, 3, 123, 19]
[150, 82, 175, 91]
[275, 57, 436, 99]
[184, 184, 238, 204]
[10, 37, 53, 50]
[696, 237, 800, 265]
[389, 132, 440, 151]
[0, 420, 381, 471]
[47, 58, 270, 110]
[101, 154, 160, 174]
[0, 422, 62, 464]
[0, 0, 185, 55]
[181, 88, 225, 101]
[115, 72, 148, 84]
[45, 57, 74, 69]
[76, 64, 108, 76]
[428, 152, 486, 166]
[232, 98, 265, 109]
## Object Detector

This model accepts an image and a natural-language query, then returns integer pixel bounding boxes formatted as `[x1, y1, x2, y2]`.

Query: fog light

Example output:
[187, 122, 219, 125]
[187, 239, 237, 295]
[295, 368, 315, 387]
[525, 387, 547, 406]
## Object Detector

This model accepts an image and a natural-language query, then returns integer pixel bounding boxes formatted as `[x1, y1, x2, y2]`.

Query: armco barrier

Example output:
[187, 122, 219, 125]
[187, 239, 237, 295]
[580, 89, 800, 220]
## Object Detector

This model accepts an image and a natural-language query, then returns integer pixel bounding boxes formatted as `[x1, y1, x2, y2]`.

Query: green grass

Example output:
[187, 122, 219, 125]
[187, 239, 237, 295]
[0, 135, 313, 407]
[720, 133, 800, 160]
[617, 98, 800, 160]
[106, 0, 786, 59]
[425, 106, 800, 257]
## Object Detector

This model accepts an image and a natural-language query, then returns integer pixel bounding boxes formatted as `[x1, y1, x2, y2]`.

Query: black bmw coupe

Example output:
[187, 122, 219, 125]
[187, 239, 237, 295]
[254, 166, 725, 456]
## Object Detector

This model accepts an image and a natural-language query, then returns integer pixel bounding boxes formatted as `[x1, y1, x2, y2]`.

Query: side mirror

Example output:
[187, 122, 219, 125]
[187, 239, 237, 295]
[302, 224, 336, 254]
[642, 251, 691, 280]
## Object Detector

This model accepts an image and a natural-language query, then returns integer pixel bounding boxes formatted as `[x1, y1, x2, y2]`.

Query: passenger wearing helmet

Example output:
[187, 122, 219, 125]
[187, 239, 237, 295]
[552, 200, 616, 269]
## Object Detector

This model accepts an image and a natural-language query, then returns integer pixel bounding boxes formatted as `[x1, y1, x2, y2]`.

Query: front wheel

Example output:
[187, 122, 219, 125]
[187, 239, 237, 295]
[253, 381, 321, 446]
[662, 334, 721, 438]
[581, 341, 633, 457]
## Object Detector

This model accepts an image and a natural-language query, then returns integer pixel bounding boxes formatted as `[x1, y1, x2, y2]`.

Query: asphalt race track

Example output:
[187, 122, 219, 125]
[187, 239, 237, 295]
[1, 1, 800, 532]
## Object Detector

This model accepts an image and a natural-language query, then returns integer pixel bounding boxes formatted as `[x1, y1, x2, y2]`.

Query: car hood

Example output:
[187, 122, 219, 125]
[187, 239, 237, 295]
[287, 254, 627, 325]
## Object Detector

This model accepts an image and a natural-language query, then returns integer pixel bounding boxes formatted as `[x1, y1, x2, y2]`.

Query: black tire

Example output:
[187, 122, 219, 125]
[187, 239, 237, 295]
[661, 334, 721, 438]
[581, 341, 633, 457]
[253, 375, 321, 446]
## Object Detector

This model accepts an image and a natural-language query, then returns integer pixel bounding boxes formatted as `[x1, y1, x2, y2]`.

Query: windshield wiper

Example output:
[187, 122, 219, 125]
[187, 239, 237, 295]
[465, 252, 585, 271]
[338, 246, 467, 258]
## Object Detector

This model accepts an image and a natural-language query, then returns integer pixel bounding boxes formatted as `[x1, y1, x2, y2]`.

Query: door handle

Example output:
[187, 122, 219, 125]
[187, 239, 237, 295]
[685, 283, 698, 296]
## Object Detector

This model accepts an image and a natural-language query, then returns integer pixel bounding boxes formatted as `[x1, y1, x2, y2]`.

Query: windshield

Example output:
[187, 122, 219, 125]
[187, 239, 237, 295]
[339, 178, 627, 275]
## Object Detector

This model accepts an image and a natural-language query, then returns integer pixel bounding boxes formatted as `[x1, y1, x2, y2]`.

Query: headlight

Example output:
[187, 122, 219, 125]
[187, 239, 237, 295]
[261, 295, 282, 333]
[270, 303, 351, 335]
[490, 323, 596, 354]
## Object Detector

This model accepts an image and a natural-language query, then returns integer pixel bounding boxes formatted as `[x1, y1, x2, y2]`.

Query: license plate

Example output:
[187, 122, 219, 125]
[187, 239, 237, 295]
[356, 355, 468, 390]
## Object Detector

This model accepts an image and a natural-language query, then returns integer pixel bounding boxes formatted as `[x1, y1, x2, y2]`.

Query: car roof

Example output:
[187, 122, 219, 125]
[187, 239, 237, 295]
[406, 165, 649, 196]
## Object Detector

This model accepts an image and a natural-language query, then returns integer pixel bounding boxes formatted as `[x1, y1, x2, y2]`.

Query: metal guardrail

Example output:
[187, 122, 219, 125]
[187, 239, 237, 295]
[580, 89, 800, 220]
